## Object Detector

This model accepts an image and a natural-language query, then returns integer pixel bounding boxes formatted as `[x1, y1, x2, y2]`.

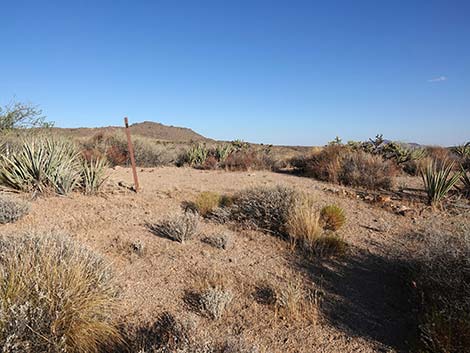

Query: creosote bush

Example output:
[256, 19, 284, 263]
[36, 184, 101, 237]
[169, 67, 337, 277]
[320, 205, 346, 231]
[339, 151, 396, 190]
[0, 194, 30, 224]
[0, 232, 121, 352]
[150, 211, 199, 243]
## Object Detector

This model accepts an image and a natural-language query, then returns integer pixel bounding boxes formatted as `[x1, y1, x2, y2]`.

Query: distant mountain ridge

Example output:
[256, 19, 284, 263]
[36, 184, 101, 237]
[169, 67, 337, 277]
[53, 121, 207, 142]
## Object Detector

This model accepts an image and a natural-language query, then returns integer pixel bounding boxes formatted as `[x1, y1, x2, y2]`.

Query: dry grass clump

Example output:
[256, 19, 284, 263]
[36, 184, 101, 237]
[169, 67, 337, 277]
[413, 227, 470, 352]
[193, 191, 222, 216]
[287, 196, 347, 258]
[0, 194, 30, 224]
[320, 205, 346, 231]
[339, 151, 396, 190]
[286, 194, 322, 241]
[202, 232, 233, 250]
[256, 280, 319, 323]
[150, 211, 199, 243]
[230, 185, 297, 236]
[0, 232, 121, 352]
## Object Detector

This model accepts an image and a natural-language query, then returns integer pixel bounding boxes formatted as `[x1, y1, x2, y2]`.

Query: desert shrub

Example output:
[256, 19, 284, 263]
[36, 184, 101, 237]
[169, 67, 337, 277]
[133, 139, 179, 167]
[286, 194, 322, 242]
[301, 145, 345, 183]
[0, 232, 121, 352]
[0, 138, 81, 195]
[0, 194, 30, 224]
[196, 273, 233, 320]
[80, 157, 108, 195]
[130, 312, 191, 353]
[202, 232, 233, 250]
[339, 151, 396, 190]
[421, 160, 461, 207]
[150, 211, 199, 243]
[222, 149, 272, 171]
[426, 146, 454, 166]
[320, 205, 346, 231]
[413, 228, 470, 352]
[193, 191, 222, 216]
[215, 144, 234, 163]
[229, 185, 297, 236]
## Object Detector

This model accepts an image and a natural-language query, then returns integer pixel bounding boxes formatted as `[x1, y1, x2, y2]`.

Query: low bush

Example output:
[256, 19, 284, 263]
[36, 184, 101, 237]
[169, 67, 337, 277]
[300, 145, 344, 183]
[339, 151, 397, 190]
[0, 194, 30, 224]
[197, 273, 233, 320]
[413, 227, 470, 352]
[202, 232, 233, 250]
[150, 211, 199, 243]
[0, 232, 121, 352]
[307, 233, 347, 258]
[229, 185, 297, 236]
[320, 205, 346, 231]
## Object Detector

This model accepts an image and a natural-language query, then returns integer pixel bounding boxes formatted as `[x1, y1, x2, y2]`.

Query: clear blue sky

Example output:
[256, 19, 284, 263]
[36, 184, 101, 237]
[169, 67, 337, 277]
[1, 0, 469, 146]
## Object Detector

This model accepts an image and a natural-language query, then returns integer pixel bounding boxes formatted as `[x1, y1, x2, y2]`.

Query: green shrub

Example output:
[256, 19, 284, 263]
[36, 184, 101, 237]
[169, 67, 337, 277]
[0, 194, 30, 224]
[421, 160, 461, 206]
[0, 138, 81, 195]
[80, 157, 109, 195]
[0, 232, 121, 352]
[320, 205, 346, 231]
[230, 185, 297, 236]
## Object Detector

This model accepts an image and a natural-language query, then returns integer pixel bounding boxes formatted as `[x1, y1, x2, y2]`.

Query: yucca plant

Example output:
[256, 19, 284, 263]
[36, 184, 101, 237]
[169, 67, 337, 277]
[80, 157, 109, 195]
[0, 138, 81, 195]
[186, 143, 209, 166]
[215, 144, 233, 163]
[421, 160, 461, 207]
[457, 166, 470, 198]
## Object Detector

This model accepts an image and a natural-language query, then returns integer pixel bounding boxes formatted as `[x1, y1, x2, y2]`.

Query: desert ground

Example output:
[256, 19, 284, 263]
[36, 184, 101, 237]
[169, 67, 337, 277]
[2, 165, 464, 352]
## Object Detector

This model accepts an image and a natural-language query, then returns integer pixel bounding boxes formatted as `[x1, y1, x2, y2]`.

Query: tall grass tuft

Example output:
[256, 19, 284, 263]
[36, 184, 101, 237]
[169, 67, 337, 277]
[80, 157, 109, 195]
[0, 232, 122, 352]
[421, 160, 461, 207]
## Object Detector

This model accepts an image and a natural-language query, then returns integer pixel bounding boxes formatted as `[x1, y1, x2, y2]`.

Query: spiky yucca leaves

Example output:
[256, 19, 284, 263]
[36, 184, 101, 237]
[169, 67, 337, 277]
[458, 167, 470, 198]
[0, 138, 81, 195]
[215, 144, 233, 163]
[186, 143, 209, 166]
[0, 233, 121, 353]
[81, 157, 109, 195]
[421, 160, 461, 207]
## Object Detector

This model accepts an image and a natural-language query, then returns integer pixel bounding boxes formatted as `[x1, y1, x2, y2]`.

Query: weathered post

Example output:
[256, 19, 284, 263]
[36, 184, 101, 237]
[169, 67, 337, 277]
[124, 117, 139, 192]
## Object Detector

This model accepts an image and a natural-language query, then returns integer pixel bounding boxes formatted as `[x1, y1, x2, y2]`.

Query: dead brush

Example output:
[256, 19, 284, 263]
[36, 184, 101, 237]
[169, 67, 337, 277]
[273, 279, 319, 323]
[0, 232, 121, 352]
[286, 194, 322, 245]
[0, 194, 30, 224]
[193, 191, 222, 216]
[202, 232, 233, 250]
[149, 211, 199, 243]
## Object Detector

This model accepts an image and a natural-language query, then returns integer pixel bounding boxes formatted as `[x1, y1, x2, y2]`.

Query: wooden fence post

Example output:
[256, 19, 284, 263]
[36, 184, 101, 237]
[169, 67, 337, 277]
[124, 117, 139, 192]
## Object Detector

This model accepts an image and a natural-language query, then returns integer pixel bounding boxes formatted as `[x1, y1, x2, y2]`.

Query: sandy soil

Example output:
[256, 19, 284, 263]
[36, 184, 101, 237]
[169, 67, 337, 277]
[1, 166, 465, 353]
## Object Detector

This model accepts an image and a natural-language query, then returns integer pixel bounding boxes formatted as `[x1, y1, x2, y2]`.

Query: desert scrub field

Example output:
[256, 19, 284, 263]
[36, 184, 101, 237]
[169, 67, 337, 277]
[0, 133, 469, 352]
